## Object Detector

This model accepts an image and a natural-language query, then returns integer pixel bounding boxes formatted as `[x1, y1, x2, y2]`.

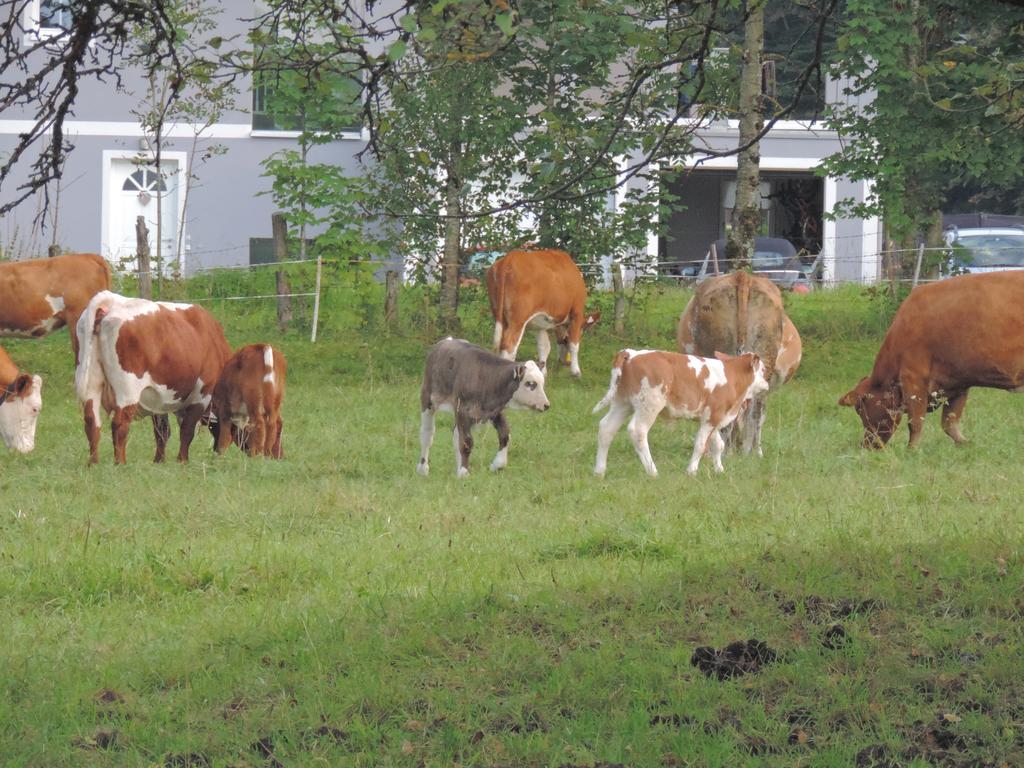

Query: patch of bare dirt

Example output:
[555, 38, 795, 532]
[780, 595, 881, 621]
[822, 623, 851, 649]
[854, 744, 900, 768]
[163, 753, 211, 768]
[690, 639, 779, 680]
[95, 688, 125, 705]
[72, 729, 121, 751]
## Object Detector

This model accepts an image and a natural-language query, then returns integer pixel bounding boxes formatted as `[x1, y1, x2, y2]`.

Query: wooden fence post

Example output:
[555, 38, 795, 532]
[136, 216, 152, 299]
[271, 213, 292, 332]
[384, 270, 400, 328]
[612, 261, 625, 334]
[911, 242, 925, 289]
[710, 241, 721, 276]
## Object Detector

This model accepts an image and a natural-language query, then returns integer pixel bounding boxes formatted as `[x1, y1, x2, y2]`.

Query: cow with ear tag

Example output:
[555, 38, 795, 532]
[418, 337, 550, 478]
[0, 346, 42, 454]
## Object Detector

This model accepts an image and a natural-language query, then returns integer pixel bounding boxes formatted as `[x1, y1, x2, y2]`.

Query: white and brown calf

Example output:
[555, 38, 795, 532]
[418, 338, 550, 478]
[211, 344, 287, 458]
[0, 346, 42, 454]
[593, 349, 769, 478]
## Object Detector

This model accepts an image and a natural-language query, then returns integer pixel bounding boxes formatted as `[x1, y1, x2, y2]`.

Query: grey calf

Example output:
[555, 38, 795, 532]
[417, 338, 549, 478]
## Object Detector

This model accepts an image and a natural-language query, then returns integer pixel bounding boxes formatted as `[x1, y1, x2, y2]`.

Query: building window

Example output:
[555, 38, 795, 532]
[250, 29, 362, 134]
[39, 0, 72, 28]
[122, 168, 168, 194]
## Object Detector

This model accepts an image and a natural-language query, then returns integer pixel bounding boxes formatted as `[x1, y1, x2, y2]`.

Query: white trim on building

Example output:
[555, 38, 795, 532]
[0, 120, 366, 142]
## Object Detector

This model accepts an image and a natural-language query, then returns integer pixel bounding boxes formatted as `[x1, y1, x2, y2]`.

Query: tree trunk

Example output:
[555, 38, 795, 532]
[136, 216, 152, 299]
[272, 212, 292, 332]
[439, 162, 462, 330]
[727, 0, 765, 270]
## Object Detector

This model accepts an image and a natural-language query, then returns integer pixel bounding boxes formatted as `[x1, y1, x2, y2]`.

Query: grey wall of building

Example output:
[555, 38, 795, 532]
[0, 131, 370, 270]
[0, 0, 374, 271]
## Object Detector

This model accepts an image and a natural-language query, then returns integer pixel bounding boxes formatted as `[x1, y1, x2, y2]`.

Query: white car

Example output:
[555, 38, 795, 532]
[943, 227, 1024, 275]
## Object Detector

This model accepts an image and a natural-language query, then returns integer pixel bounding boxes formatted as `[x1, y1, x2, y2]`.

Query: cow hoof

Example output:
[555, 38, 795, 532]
[686, 467, 698, 477]
[594, 468, 606, 478]
[489, 461, 506, 472]
[456, 467, 470, 479]
[416, 463, 429, 477]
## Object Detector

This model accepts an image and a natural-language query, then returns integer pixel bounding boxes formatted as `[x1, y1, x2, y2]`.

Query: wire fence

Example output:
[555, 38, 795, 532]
[94, 230, 1011, 343]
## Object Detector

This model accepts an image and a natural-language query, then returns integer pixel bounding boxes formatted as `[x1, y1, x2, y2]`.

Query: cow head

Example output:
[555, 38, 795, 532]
[555, 311, 602, 365]
[714, 351, 770, 397]
[839, 377, 903, 448]
[746, 353, 770, 397]
[508, 360, 550, 412]
[0, 374, 43, 453]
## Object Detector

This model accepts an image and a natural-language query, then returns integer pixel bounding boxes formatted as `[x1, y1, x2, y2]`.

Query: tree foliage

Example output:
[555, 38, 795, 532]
[824, 0, 1024, 241]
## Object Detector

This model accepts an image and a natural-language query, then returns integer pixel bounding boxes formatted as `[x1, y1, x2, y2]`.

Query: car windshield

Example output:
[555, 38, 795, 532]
[955, 235, 1024, 267]
[752, 249, 791, 269]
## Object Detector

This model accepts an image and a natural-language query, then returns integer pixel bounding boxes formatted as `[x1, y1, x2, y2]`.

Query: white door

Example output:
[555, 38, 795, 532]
[108, 159, 180, 274]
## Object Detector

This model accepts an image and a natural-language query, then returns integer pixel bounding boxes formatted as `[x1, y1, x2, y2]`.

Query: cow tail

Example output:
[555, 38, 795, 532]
[592, 350, 630, 414]
[736, 270, 751, 351]
[74, 291, 110, 402]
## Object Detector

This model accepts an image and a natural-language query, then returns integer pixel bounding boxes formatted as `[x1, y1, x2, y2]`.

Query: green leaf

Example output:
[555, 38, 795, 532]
[207, 36, 222, 50]
[495, 13, 514, 37]
[387, 40, 407, 62]
[400, 14, 417, 34]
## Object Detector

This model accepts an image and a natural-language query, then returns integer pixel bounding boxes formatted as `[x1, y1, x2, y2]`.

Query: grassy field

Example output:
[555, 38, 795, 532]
[1, 280, 1022, 767]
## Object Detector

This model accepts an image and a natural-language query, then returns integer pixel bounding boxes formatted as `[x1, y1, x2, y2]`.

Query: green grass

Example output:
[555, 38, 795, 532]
[1, 280, 1022, 767]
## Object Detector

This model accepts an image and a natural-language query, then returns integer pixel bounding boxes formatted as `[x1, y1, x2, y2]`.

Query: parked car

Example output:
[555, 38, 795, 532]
[459, 249, 504, 285]
[672, 236, 819, 291]
[942, 227, 1024, 276]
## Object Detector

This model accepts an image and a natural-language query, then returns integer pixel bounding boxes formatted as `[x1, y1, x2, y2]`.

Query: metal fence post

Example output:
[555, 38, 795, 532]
[612, 261, 625, 334]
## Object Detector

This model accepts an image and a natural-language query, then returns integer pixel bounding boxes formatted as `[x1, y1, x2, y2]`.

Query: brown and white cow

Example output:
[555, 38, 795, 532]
[593, 349, 769, 478]
[486, 249, 600, 378]
[418, 337, 550, 478]
[840, 271, 1024, 449]
[0, 346, 42, 454]
[211, 344, 287, 458]
[75, 291, 231, 465]
[676, 270, 799, 456]
[0, 253, 111, 360]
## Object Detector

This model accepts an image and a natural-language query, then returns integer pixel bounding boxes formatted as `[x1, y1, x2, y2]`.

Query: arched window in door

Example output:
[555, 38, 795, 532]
[121, 167, 168, 193]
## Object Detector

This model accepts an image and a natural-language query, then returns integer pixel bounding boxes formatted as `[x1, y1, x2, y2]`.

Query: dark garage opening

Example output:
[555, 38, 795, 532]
[659, 170, 823, 274]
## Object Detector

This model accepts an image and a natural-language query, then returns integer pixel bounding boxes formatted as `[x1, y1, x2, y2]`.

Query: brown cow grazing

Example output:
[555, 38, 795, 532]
[418, 338, 550, 478]
[0, 253, 111, 359]
[486, 249, 600, 377]
[593, 349, 769, 477]
[676, 270, 796, 456]
[840, 271, 1024, 449]
[211, 344, 287, 458]
[75, 291, 231, 465]
[0, 346, 42, 454]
